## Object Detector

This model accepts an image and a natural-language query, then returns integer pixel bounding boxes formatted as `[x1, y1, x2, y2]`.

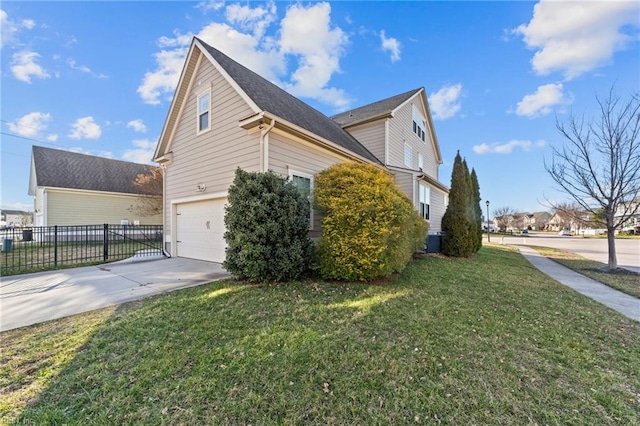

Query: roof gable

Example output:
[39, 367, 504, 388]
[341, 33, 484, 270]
[155, 37, 381, 165]
[331, 89, 420, 127]
[31, 146, 158, 195]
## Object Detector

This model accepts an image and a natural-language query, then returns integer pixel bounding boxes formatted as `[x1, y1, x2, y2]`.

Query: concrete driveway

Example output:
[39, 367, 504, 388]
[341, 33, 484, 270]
[0, 257, 230, 332]
[489, 234, 640, 273]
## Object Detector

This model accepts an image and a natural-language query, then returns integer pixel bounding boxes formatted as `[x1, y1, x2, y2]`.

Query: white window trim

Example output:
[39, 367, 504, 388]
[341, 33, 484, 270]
[196, 89, 211, 134]
[418, 153, 424, 171]
[412, 105, 427, 143]
[404, 143, 412, 168]
[419, 183, 430, 220]
[288, 169, 314, 230]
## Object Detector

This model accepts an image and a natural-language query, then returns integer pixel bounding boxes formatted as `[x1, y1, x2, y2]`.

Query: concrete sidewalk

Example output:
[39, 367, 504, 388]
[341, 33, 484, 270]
[517, 245, 639, 322]
[0, 257, 230, 332]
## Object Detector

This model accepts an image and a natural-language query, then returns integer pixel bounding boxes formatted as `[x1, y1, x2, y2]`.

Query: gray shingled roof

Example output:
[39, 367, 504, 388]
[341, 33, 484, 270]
[331, 89, 420, 127]
[196, 37, 381, 164]
[32, 146, 159, 195]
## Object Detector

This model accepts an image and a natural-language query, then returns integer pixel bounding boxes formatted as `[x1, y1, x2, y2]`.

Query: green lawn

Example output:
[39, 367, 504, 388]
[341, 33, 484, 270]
[2, 245, 639, 425]
[531, 246, 640, 299]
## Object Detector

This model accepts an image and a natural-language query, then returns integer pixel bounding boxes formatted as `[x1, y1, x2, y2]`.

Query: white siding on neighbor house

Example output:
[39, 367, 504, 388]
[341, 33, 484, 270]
[343, 120, 386, 163]
[269, 131, 352, 236]
[163, 55, 260, 240]
[387, 97, 439, 178]
[45, 189, 162, 226]
[34, 187, 45, 226]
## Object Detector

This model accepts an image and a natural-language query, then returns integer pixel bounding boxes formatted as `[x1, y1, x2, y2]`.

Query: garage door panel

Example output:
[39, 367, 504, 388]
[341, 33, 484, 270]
[176, 199, 226, 263]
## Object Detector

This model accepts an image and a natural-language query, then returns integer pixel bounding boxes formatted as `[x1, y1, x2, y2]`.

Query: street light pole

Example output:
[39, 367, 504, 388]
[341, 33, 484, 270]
[486, 200, 490, 243]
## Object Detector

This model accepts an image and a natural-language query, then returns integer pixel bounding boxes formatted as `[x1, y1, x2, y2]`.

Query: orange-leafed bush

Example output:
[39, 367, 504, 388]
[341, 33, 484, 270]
[314, 162, 427, 281]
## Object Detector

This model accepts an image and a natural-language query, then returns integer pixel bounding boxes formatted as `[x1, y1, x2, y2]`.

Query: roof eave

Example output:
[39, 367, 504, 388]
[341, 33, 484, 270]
[339, 112, 393, 129]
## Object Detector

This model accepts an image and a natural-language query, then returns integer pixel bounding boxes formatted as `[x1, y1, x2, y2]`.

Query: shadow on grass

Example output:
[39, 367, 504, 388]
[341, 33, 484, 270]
[6, 246, 640, 425]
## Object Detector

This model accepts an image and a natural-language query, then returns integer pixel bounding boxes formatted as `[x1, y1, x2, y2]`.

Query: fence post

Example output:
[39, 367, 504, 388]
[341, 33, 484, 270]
[103, 224, 109, 261]
[54, 225, 58, 267]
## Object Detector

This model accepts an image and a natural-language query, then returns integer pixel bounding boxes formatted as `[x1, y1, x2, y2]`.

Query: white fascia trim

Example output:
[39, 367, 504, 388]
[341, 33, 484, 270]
[170, 191, 229, 205]
[155, 42, 200, 161]
[195, 39, 262, 114]
[42, 186, 160, 198]
[262, 112, 381, 167]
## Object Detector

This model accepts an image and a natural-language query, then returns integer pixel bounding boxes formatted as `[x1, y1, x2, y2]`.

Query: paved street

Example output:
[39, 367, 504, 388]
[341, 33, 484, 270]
[488, 233, 640, 273]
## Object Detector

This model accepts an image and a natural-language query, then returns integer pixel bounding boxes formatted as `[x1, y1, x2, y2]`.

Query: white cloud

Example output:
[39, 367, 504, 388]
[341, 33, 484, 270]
[429, 83, 463, 120]
[380, 30, 401, 62]
[515, 83, 572, 118]
[11, 51, 50, 83]
[515, 0, 640, 79]
[127, 119, 147, 133]
[22, 19, 35, 30]
[279, 2, 351, 110]
[225, 1, 276, 38]
[69, 116, 101, 140]
[6, 112, 55, 140]
[1, 202, 33, 211]
[196, 1, 225, 13]
[67, 58, 109, 79]
[139, 1, 351, 110]
[122, 139, 156, 164]
[473, 139, 546, 155]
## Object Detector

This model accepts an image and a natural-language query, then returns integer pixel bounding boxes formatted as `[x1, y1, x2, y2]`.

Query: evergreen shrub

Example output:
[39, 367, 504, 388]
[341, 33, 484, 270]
[223, 168, 313, 282]
[314, 162, 427, 281]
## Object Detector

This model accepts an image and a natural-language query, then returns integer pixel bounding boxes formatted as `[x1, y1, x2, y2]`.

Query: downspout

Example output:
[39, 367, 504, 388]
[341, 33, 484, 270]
[160, 163, 171, 258]
[260, 118, 276, 172]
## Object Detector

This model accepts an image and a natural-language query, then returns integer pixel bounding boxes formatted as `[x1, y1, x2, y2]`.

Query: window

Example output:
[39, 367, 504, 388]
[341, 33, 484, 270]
[419, 184, 430, 220]
[412, 105, 427, 142]
[197, 90, 211, 132]
[418, 153, 424, 171]
[289, 170, 314, 229]
[404, 144, 412, 167]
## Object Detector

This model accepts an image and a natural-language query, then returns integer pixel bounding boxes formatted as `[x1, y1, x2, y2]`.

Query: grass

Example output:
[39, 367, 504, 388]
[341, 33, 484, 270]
[0, 241, 162, 276]
[531, 246, 640, 299]
[2, 245, 639, 425]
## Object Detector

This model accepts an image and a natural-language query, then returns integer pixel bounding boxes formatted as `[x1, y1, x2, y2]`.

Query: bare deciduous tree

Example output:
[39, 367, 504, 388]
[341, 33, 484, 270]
[128, 166, 163, 217]
[545, 88, 640, 270]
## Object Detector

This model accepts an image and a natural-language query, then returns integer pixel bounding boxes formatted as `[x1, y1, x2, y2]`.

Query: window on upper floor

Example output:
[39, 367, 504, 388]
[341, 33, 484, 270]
[404, 144, 412, 168]
[419, 184, 430, 220]
[412, 105, 426, 142]
[289, 170, 314, 230]
[418, 153, 424, 171]
[197, 90, 211, 133]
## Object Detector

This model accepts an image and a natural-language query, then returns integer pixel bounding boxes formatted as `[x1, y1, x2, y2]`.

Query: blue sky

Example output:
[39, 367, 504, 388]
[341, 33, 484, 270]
[2, 1, 639, 215]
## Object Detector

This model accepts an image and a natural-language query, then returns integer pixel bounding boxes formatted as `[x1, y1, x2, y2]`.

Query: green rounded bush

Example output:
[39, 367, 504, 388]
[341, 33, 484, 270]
[314, 162, 427, 281]
[223, 168, 313, 282]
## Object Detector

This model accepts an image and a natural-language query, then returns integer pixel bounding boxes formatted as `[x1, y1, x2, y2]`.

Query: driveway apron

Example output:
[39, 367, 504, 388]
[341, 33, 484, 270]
[0, 257, 230, 332]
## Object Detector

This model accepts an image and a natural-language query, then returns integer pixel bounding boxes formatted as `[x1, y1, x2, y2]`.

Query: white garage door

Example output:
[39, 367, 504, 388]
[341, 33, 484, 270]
[176, 199, 227, 263]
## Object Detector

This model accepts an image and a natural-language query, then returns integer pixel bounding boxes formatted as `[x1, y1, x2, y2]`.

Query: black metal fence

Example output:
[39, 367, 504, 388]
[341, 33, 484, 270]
[0, 224, 163, 276]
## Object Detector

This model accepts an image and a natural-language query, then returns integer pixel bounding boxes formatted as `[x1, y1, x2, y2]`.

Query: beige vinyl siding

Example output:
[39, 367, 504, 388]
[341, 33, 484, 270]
[343, 120, 386, 163]
[163, 56, 260, 236]
[393, 169, 415, 205]
[269, 131, 352, 236]
[388, 98, 439, 177]
[45, 189, 162, 226]
[428, 188, 446, 233]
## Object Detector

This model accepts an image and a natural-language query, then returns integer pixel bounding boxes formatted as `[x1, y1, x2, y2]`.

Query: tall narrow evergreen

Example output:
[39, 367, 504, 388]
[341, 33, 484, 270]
[470, 168, 483, 252]
[442, 152, 473, 257]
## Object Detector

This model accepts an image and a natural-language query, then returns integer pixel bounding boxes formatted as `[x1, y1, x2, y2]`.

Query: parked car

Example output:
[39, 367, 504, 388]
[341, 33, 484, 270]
[521, 229, 528, 234]
[558, 229, 571, 236]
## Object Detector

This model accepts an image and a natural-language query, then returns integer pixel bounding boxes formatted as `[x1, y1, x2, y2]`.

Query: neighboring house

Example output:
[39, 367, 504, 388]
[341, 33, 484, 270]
[0, 210, 33, 228]
[615, 197, 640, 233]
[29, 146, 162, 226]
[153, 37, 448, 263]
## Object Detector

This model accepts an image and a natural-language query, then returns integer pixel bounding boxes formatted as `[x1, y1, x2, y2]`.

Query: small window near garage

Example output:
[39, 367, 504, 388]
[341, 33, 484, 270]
[289, 170, 314, 229]
[404, 144, 412, 168]
[419, 184, 430, 220]
[197, 90, 211, 133]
